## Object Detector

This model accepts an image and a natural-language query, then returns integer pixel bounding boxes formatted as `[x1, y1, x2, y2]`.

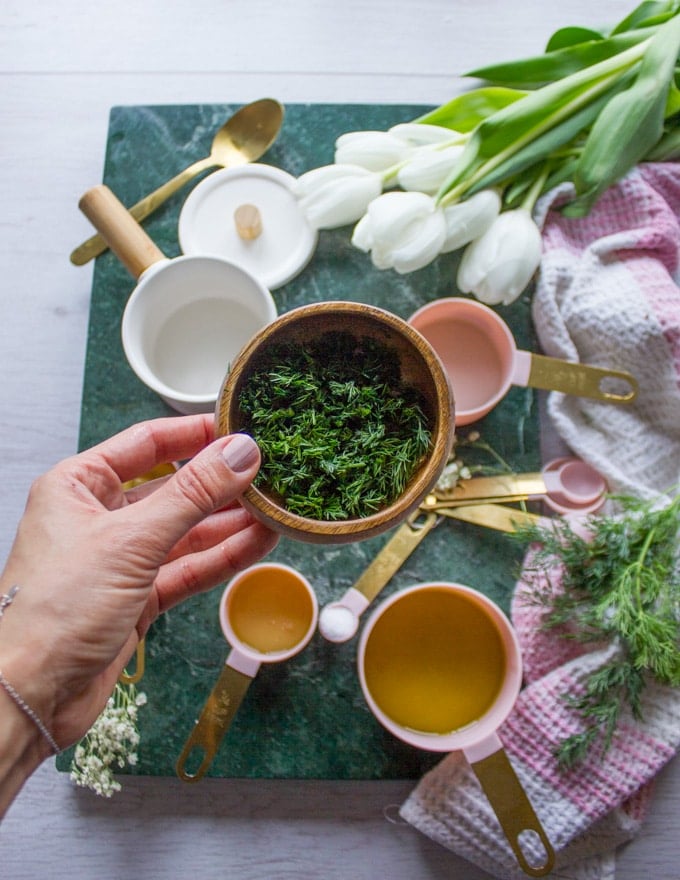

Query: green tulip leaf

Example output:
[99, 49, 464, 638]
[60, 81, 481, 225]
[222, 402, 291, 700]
[541, 157, 581, 195]
[415, 87, 525, 132]
[570, 12, 680, 213]
[465, 29, 653, 88]
[611, 0, 680, 34]
[459, 79, 632, 198]
[664, 77, 680, 115]
[645, 125, 680, 159]
[545, 27, 606, 52]
[436, 30, 654, 206]
[502, 176, 533, 208]
[500, 156, 581, 209]
[459, 42, 647, 166]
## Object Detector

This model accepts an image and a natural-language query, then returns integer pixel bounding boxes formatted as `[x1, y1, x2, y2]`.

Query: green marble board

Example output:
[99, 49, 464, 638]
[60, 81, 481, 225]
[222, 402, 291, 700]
[59, 102, 540, 780]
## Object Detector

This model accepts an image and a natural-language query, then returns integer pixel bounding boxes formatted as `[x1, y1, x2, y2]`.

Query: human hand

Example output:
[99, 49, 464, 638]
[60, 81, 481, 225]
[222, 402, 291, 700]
[0, 415, 278, 758]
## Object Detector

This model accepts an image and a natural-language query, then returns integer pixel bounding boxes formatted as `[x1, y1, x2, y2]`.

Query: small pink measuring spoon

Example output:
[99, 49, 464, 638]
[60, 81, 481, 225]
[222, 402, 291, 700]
[437, 457, 607, 514]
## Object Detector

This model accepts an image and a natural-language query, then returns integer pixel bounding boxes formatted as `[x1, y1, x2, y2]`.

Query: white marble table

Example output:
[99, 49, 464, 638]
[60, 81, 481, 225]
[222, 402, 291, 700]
[1, 2, 678, 877]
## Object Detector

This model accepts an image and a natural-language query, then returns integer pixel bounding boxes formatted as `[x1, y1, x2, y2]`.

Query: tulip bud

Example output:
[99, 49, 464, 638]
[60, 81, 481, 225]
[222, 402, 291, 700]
[456, 208, 542, 305]
[351, 191, 447, 274]
[388, 123, 461, 147]
[397, 145, 466, 195]
[334, 131, 411, 172]
[441, 189, 501, 253]
[292, 164, 383, 229]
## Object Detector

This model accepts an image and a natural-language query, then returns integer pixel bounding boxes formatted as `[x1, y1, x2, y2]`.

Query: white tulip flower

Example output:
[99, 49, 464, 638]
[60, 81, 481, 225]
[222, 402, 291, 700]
[351, 191, 447, 274]
[334, 130, 411, 172]
[456, 208, 543, 306]
[441, 189, 501, 253]
[388, 122, 461, 146]
[397, 144, 466, 195]
[292, 163, 383, 229]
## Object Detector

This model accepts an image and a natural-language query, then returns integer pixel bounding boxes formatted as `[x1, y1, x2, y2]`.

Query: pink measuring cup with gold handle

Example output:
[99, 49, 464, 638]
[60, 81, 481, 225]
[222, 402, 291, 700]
[358, 582, 555, 877]
[409, 297, 638, 426]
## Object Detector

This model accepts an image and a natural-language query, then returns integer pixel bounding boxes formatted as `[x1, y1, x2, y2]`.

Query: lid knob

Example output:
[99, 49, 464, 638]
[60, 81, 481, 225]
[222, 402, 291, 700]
[234, 203, 263, 240]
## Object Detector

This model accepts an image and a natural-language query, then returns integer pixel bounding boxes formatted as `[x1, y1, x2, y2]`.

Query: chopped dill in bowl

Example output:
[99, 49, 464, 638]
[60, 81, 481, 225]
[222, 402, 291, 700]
[238, 330, 433, 520]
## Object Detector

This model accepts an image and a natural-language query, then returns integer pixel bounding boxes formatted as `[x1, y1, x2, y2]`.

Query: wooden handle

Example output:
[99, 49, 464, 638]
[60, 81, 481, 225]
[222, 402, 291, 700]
[234, 203, 263, 240]
[78, 184, 166, 279]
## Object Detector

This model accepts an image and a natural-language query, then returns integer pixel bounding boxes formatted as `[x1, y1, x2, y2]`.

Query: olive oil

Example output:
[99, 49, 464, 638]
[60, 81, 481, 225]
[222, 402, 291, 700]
[363, 587, 506, 735]
[227, 566, 314, 654]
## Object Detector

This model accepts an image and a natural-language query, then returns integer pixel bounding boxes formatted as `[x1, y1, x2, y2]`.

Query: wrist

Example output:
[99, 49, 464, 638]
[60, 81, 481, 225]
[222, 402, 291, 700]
[0, 581, 61, 761]
[0, 673, 50, 817]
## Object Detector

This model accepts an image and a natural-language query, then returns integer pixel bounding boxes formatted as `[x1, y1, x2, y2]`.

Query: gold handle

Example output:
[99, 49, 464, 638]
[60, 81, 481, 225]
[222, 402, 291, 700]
[175, 662, 253, 783]
[439, 503, 544, 533]
[352, 510, 439, 603]
[119, 638, 145, 685]
[528, 352, 638, 403]
[432, 474, 546, 505]
[70, 155, 214, 265]
[471, 748, 555, 877]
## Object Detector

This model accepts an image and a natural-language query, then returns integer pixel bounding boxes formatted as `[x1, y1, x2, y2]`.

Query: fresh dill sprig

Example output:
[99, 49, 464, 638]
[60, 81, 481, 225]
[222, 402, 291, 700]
[517, 492, 680, 768]
[238, 330, 432, 520]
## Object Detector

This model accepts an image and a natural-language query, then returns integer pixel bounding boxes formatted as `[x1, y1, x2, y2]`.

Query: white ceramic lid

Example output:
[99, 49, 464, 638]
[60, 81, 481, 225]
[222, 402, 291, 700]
[178, 164, 317, 290]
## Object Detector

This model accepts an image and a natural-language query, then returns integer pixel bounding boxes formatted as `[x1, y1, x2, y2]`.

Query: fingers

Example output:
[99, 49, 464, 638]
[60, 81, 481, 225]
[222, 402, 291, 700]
[89, 414, 215, 485]
[164, 505, 253, 562]
[159, 521, 279, 612]
[137, 520, 279, 634]
[129, 433, 262, 553]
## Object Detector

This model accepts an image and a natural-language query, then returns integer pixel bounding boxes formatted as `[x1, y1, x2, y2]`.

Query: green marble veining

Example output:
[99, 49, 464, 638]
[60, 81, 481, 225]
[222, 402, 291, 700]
[58, 103, 540, 780]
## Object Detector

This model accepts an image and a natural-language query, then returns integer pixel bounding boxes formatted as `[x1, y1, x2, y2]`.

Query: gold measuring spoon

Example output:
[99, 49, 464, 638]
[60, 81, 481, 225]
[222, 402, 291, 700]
[318, 460, 605, 643]
[70, 98, 285, 265]
[427, 458, 607, 513]
[317, 504, 543, 644]
[318, 499, 592, 644]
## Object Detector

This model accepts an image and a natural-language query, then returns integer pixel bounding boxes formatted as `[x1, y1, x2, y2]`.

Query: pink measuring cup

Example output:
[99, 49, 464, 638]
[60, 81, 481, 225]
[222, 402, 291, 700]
[408, 298, 638, 426]
[175, 563, 318, 782]
[358, 582, 555, 876]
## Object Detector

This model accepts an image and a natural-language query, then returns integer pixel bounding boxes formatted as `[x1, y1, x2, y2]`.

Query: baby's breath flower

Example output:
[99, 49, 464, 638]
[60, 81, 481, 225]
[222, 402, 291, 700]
[70, 681, 147, 798]
[434, 430, 516, 493]
[436, 459, 465, 491]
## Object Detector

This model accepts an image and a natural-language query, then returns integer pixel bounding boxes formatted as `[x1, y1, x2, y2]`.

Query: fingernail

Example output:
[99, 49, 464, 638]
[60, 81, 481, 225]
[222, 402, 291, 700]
[222, 434, 259, 472]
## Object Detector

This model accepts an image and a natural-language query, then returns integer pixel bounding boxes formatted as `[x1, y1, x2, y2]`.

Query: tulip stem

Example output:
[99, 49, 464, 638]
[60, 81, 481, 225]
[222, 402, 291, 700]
[521, 162, 551, 213]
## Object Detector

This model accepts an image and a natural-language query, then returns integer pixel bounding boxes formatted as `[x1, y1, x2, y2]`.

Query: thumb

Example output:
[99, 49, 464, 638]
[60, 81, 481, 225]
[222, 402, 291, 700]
[132, 433, 261, 550]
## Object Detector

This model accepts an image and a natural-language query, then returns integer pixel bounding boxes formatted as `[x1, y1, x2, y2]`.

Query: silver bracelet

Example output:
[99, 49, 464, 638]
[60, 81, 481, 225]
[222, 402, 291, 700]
[0, 585, 61, 755]
[0, 669, 61, 754]
[0, 584, 19, 619]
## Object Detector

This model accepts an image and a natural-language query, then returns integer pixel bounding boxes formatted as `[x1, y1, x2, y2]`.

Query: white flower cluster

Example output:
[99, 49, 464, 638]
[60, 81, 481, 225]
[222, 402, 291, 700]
[436, 458, 473, 492]
[70, 683, 147, 798]
[291, 123, 542, 306]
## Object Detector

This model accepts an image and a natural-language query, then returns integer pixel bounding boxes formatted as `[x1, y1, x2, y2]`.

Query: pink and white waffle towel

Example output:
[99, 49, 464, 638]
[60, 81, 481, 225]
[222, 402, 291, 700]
[400, 164, 680, 879]
[533, 163, 680, 500]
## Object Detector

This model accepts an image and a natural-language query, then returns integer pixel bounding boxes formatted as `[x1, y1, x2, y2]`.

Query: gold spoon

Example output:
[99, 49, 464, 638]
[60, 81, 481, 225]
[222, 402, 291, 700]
[70, 98, 285, 266]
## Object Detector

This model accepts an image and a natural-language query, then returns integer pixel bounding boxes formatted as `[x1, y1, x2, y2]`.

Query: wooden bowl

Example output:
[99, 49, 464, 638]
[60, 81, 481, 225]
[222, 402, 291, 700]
[215, 301, 455, 544]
